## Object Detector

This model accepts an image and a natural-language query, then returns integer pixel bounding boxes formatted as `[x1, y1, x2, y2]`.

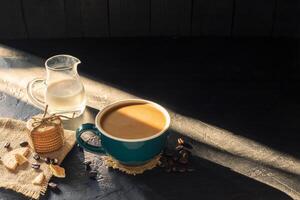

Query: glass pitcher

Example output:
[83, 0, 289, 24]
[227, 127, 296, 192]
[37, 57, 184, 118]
[27, 55, 86, 118]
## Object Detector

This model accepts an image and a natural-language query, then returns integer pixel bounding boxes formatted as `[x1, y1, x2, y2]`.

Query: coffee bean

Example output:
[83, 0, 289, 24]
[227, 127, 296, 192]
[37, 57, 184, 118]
[19, 141, 28, 147]
[48, 182, 60, 193]
[182, 142, 193, 149]
[161, 141, 195, 174]
[177, 138, 184, 145]
[31, 163, 40, 169]
[178, 137, 193, 149]
[182, 152, 189, 160]
[33, 154, 40, 161]
[175, 145, 184, 151]
[179, 149, 191, 157]
[48, 182, 58, 188]
[44, 157, 51, 164]
[4, 142, 10, 149]
[89, 170, 98, 180]
[54, 158, 59, 165]
[50, 158, 59, 165]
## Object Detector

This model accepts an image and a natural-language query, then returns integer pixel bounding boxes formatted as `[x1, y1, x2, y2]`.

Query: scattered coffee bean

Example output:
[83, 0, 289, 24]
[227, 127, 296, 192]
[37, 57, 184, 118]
[4, 142, 10, 149]
[19, 141, 28, 147]
[182, 152, 189, 160]
[159, 137, 195, 174]
[175, 145, 184, 151]
[48, 182, 58, 188]
[50, 158, 59, 165]
[177, 138, 193, 149]
[177, 138, 184, 145]
[31, 163, 40, 169]
[33, 154, 40, 161]
[77, 144, 83, 152]
[89, 170, 98, 180]
[182, 142, 193, 149]
[48, 182, 58, 190]
[179, 149, 191, 157]
[44, 157, 50, 164]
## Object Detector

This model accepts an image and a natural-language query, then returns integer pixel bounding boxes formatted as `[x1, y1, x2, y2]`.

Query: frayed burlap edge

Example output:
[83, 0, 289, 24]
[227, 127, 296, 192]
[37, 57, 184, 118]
[0, 142, 75, 200]
[102, 155, 161, 175]
[0, 181, 48, 200]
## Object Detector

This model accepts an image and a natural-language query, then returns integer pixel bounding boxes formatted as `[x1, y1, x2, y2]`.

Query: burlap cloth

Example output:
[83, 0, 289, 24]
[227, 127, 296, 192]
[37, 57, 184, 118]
[102, 155, 161, 175]
[0, 118, 76, 199]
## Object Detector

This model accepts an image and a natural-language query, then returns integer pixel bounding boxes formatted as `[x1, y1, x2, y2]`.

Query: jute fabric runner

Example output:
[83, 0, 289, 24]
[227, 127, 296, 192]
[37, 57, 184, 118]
[0, 118, 76, 199]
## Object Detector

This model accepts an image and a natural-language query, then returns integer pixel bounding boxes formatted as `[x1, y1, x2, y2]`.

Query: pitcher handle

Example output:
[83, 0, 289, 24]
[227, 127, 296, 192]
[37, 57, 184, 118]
[26, 78, 46, 109]
[76, 123, 106, 153]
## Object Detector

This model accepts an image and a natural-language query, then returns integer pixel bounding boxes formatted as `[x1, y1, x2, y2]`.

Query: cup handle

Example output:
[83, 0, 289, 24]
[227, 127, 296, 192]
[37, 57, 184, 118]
[26, 78, 46, 109]
[76, 123, 106, 153]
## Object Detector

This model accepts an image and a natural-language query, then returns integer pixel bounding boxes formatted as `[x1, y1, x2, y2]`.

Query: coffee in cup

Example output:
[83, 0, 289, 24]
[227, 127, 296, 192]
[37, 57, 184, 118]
[100, 103, 166, 140]
[76, 99, 170, 165]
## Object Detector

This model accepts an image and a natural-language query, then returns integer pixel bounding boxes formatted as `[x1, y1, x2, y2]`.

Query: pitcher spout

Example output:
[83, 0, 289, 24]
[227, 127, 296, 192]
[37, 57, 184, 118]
[45, 54, 81, 71]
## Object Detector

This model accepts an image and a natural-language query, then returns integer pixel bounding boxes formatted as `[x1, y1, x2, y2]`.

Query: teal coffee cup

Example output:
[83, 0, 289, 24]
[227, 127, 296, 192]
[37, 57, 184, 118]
[76, 99, 171, 165]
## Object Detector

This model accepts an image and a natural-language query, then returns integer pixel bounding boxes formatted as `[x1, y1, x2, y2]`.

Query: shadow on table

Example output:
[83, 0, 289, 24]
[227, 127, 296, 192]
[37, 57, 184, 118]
[104, 130, 292, 200]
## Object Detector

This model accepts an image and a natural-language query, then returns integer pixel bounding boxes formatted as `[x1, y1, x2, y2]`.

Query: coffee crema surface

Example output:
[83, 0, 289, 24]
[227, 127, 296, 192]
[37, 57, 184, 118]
[100, 103, 166, 139]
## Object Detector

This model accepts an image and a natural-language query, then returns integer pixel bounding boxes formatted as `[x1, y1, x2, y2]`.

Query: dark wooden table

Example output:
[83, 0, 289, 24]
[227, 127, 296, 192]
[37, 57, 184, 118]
[0, 38, 298, 199]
